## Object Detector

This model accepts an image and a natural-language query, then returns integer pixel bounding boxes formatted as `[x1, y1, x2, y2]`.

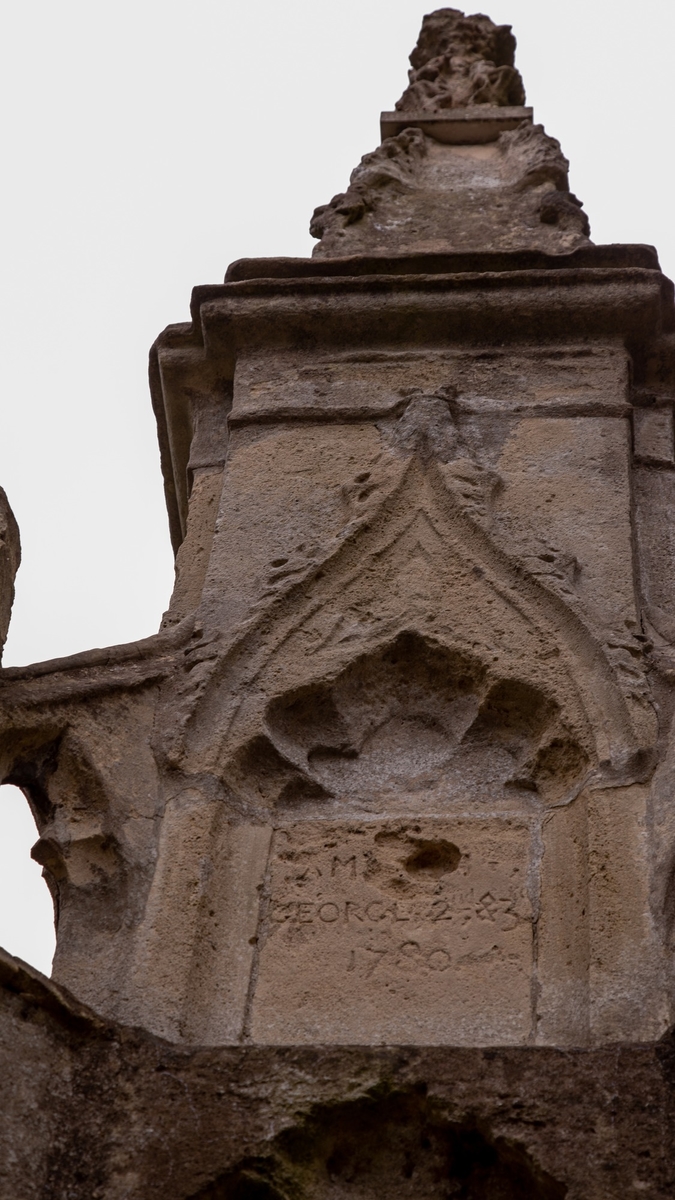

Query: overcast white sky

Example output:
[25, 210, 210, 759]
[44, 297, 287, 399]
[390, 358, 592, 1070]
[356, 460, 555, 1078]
[1, 0, 673, 975]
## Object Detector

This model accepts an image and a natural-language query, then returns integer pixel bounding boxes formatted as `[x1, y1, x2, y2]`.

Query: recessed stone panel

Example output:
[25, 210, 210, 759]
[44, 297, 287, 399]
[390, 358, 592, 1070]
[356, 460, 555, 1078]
[250, 818, 533, 1044]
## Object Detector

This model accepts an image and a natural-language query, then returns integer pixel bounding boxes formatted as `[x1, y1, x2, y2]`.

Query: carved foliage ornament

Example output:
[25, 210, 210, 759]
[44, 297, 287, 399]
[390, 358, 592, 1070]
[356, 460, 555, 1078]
[395, 7, 526, 112]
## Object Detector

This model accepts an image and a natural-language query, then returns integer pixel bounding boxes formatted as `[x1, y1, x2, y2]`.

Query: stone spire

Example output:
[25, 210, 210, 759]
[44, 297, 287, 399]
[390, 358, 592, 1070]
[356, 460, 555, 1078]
[311, 8, 590, 258]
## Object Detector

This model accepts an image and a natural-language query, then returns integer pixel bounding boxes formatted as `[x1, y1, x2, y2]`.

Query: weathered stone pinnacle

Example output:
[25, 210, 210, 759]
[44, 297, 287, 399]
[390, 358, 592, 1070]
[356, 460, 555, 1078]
[311, 9, 586, 259]
[396, 7, 526, 112]
[2, 9, 675, 1197]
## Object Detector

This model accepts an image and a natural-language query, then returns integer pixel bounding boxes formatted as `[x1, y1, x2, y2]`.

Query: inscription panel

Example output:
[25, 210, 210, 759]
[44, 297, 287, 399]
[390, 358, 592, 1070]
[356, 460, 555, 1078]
[250, 818, 533, 1044]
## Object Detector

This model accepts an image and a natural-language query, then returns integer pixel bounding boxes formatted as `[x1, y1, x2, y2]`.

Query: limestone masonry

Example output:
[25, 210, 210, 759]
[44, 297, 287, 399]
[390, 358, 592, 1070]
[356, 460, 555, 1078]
[3, 9, 675, 1197]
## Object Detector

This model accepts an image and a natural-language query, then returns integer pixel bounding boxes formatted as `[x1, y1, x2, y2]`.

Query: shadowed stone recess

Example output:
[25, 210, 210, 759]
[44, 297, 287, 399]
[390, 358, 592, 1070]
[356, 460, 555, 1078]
[2, 952, 675, 1200]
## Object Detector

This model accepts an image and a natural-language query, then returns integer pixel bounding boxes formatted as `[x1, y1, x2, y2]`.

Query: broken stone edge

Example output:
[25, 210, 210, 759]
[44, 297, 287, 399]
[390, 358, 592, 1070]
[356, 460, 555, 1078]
[2, 943, 675, 1199]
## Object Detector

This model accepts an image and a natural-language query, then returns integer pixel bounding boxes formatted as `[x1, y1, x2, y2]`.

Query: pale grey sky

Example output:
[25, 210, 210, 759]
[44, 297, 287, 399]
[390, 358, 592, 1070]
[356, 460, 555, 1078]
[1, 0, 673, 974]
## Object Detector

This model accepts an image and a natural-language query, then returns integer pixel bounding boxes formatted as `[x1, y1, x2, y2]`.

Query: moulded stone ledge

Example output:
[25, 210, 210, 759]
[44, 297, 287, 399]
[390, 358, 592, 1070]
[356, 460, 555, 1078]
[192, 269, 668, 367]
[223, 246, 663, 282]
[379, 105, 534, 144]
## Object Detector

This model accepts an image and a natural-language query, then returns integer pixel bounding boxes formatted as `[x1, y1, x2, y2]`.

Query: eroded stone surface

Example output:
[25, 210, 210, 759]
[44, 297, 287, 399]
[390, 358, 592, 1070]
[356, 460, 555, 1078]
[310, 124, 589, 258]
[251, 818, 533, 1045]
[3, 249, 674, 1051]
[1, 949, 675, 1200]
[3, 6, 675, 1193]
[395, 8, 525, 113]
[0, 487, 20, 660]
[310, 10, 588, 257]
[0, 0, 674, 1114]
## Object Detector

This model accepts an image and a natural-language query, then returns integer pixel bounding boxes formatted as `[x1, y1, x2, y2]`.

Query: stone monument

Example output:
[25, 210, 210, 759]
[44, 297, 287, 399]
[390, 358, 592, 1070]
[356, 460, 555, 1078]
[3, 9, 675, 1197]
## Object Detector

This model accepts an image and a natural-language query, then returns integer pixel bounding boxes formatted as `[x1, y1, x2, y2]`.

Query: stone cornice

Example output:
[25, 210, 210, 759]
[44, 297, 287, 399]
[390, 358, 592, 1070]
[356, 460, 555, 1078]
[150, 249, 673, 547]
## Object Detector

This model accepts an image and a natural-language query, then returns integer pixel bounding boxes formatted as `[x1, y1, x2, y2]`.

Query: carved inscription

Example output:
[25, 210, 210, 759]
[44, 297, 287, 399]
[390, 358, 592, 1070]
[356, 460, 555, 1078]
[269, 890, 520, 932]
[250, 819, 534, 1045]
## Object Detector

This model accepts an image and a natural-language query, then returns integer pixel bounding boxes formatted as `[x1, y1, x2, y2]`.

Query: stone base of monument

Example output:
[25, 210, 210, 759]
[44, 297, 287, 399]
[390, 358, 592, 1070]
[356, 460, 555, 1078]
[2, 948, 673, 1199]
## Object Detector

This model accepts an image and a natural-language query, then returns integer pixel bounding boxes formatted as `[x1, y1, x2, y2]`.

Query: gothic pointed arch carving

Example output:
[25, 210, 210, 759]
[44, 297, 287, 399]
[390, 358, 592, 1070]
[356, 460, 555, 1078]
[178, 439, 652, 810]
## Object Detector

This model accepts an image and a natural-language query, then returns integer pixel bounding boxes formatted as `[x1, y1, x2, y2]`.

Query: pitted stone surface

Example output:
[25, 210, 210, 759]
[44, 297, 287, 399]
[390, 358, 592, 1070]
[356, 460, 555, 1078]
[310, 12, 587, 258]
[250, 818, 533, 1045]
[395, 8, 525, 113]
[1, 9, 675, 1195]
[1, 950, 675, 1200]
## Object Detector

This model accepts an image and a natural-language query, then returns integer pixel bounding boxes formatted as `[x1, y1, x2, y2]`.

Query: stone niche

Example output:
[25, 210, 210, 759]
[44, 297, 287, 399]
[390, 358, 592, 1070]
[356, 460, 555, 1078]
[4, 244, 675, 1060]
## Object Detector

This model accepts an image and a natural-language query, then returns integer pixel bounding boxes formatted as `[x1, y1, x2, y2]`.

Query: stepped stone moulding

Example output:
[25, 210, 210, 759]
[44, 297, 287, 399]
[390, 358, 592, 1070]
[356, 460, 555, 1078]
[3, 8, 675, 1197]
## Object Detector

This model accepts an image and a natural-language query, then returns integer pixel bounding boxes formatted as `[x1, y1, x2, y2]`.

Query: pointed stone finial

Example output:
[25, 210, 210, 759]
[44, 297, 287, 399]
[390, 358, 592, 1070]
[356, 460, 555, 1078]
[396, 8, 525, 112]
[310, 8, 590, 259]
